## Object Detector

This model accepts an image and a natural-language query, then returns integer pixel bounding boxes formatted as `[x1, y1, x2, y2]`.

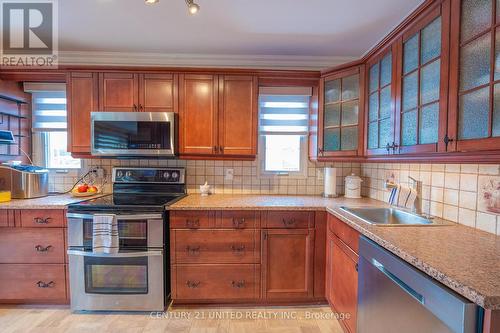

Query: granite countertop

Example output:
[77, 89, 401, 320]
[168, 194, 381, 210]
[171, 194, 500, 310]
[0, 193, 104, 209]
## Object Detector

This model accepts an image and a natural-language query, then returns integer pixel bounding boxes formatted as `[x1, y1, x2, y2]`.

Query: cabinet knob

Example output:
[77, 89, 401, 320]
[213, 146, 218, 153]
[231, 280, 246, 289]
[34, 217, 51, 224]
[186, 245, 201, 255]
[219, 146, 224, 153]
[443, 134, 454, 149]
[35, 245, 52, 252]
[231, 245, 245, 254]
[186, 280, 201, 288]
[185, 219, 200, 229]
[282, 218, 297, 227]
[36, 281, 55, 288]
[232, 218, 246, 228]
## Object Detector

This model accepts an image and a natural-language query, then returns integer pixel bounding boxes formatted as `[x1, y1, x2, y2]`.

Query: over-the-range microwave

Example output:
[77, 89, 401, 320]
[91, 112, 177, 157]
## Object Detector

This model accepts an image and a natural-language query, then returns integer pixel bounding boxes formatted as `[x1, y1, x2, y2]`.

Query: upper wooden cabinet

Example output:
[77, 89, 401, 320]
[67, 72, 98, 154]
[99, 72, 177, 113]
[178, 74, 257, 158]
[448, 0, 500, 152]
[318, 65, 365, 158]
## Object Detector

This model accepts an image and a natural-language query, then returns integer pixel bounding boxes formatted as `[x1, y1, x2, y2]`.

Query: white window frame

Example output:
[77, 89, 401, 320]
[258, 134, 308, 178]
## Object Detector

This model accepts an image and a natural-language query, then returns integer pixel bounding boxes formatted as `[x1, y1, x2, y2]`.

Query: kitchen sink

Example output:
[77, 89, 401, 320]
[339, 207, 449, 226]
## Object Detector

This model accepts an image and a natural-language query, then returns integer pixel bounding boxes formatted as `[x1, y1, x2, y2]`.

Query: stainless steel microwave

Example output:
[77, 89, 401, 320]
[91, 112, 177, 157]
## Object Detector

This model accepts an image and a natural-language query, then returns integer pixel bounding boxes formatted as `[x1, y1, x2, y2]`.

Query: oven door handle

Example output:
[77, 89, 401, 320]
[66, 213, 164, 220]
[67, 249, 163, 258]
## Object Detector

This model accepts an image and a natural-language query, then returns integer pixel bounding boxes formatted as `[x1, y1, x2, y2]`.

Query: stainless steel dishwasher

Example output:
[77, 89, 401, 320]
[357, 236, 480, 333]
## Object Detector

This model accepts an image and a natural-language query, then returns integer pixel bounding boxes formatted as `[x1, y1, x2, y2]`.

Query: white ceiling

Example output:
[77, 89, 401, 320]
[57, 0, 423, 69]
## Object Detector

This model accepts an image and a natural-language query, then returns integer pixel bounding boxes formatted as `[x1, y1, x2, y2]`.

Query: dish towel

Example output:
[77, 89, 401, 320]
[389, 185, 417, 210]
[92, 214, 119, 254]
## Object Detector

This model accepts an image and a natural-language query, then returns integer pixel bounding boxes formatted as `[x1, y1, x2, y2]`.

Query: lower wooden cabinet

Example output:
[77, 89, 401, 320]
[173, 264, 260, 301]
[170, 210, 325, 304]
[0, 264, 66, 301]
[0, 209, 68, 304]
[326, 213, 360, 333]
[262, 228, 315, 300]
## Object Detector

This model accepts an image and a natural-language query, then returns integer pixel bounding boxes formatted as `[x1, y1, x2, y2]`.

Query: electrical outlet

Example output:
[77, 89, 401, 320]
[316, 168, 324, 180]
[94, 167, 105, 179]
[225, 168, 234, 181]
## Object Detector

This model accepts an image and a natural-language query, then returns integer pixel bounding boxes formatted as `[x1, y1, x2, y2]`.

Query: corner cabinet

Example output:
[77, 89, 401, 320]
[318, 65, 366, 158]
[178, 74, 257, 158]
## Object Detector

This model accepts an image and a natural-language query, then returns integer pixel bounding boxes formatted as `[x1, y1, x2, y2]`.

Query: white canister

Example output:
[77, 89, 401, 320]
[344, 174, 362, 198]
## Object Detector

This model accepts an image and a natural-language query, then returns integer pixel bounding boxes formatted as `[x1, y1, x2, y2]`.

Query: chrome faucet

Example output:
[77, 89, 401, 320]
[408, 176, 423, 215]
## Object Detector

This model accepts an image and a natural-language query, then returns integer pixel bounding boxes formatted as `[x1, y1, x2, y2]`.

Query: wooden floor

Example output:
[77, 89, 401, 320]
[0, 305, 343, 333]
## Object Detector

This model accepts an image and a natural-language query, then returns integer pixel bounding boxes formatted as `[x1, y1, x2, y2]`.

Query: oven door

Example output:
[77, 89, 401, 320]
[67, 213, 164, 250]
[91, 112, 176, 157]
[67, 250, 164, 311]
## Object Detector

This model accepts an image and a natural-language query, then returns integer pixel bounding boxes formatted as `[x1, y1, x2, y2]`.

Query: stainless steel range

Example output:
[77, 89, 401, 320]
[66, 167, 186, 312]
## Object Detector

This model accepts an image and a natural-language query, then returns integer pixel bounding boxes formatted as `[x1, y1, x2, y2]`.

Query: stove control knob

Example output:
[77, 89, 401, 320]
[163, 172, 170, 180]
[171, 171, 179, 180]
[116, 171, 124, 178]
[125, 171, 133, 178]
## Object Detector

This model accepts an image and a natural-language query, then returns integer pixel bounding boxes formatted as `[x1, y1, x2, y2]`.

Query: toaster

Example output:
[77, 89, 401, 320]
[0, 164, 49, 199]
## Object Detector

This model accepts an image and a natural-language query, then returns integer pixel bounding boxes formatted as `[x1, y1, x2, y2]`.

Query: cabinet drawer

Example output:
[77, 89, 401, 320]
[174, 230, 259, 264]
[20, 209, 65, 228]
[328, 213, 359, 254]
[0, 210, 15, 227]
[0, 264, 66, 300]
[170, 211, 214, 229]
[0, 228, 65, 264]
[218, 210, 259, 229]
[265, 211, 314, 229]
[174, 264, 260, 300]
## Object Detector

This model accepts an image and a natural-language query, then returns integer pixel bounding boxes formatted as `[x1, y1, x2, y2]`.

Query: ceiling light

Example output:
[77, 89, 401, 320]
[144, 0, 159, 4]
[185, 0, 200, 15]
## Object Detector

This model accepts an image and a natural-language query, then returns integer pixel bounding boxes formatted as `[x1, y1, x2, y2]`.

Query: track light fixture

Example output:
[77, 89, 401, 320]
[185, 0, 200, 15]
[144, 0, 159, 4]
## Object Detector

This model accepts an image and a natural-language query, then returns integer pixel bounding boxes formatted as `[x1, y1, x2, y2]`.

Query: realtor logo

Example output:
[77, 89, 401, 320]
[1, 0, 58, 67]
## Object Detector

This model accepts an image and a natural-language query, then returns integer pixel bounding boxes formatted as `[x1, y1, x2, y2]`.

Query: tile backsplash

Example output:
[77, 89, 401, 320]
[361, 163, 500, 235]
[49, 159, 500, 236]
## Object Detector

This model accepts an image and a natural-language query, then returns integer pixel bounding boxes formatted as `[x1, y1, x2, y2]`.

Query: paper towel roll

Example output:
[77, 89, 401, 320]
[323, 167, 338, 198]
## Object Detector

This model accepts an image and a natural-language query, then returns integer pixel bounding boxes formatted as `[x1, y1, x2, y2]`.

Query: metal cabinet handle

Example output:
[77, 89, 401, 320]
[139, 104, 144, 111]
[282, 218, 296, 227]
[34, 217, 51, 224]
[443, 134, 454, 149]
[232, 218, 246, 228]
[231, 245, 245, 254]
[36, 281, 55, 288]
[231, 280, 245, 288]
[186, 280, 201, 288]
[318, 148, 324, 155]
[219, 146, 224, 153]
[186, 219, 200, 229]
[214, 146, 218, 153]
[186, 245, 201, 255]
[35, 245, 52, 252]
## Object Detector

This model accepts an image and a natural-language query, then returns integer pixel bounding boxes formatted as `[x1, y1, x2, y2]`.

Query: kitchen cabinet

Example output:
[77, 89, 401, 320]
[0, 209, 68, 303]
[98, 72, 139, 112]
[0, 210, 15, 227]
[326, 213, 360, 333]
[178, 74, 257, 158]
[395, 5, 450, 155]
[66, 72, 98, 154]
[447, 0, 500, 152]
[262, 228, 315, 300]
[366, 46, 397, 155]
[139, 73, 177, 112]
[318, 65, 365, 158]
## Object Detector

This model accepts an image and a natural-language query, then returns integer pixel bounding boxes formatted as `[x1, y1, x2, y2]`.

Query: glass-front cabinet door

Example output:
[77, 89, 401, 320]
[366, 46, 396, 155]
[448, 0, 500, 152]
[396, 7, 449, 154]
[318, 66, 365, 157]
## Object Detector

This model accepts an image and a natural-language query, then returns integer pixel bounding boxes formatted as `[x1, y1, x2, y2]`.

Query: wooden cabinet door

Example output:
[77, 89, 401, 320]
[178, 74, 218, 155]
[262, 229, 314, 300]
[98, 73, 139, 112]
[67, 72, 98, 154]
[331, 234, 358, 333]
[325, 230, 335, 307]
[218, 75, 257, 156]
[318, 65, 365, 158]
[139, 73, 177, 112]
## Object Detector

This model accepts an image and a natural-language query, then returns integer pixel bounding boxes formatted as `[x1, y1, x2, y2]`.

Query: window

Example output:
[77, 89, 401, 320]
[25, 83, 81, 169]
[258, 87, 311, 176]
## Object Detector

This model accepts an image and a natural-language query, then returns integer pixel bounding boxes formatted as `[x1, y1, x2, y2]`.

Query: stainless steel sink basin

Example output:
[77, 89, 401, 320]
[339, 207, 448, 226]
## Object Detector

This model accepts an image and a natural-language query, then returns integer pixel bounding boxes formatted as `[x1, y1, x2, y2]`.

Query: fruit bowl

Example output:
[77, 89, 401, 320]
[71, 189, 101, 197]
[71, 184, 101, 197]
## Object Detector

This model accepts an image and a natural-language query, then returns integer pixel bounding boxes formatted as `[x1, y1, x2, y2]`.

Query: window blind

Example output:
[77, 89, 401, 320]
[24, 83, 67, 132]
[258, 87, 311, 135]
